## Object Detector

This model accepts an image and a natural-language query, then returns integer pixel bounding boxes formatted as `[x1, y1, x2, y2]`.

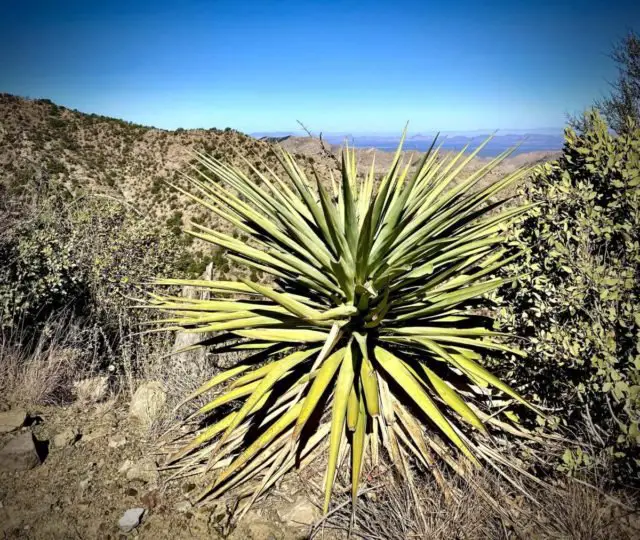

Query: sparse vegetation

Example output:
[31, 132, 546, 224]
[598, 31, 640, 134]
[570, 31, 639, 134]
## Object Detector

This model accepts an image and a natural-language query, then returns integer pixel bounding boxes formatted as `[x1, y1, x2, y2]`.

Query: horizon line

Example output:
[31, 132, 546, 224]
[1, 93, 567, 136]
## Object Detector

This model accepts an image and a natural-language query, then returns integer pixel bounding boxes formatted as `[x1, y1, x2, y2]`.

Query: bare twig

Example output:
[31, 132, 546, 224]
[296, 119, 341, 169]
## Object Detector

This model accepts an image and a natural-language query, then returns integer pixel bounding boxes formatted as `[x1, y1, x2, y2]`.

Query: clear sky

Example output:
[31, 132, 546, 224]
[1, 0, 639, 133]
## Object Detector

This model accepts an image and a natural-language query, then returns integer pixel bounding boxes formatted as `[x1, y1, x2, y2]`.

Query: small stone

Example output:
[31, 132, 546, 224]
[175, 500, 192, 513]
[129, 381, 166, 428]
[0, 432, 42, 471]
[118, 459, 133, 474]
[276, 497, 320, 528]
[108, 433, 127, 448]
[100, 411, 118, 427]
[239, 514, 284, 540]
[79, 476, 92, 494]
[53, 427, 79, 448]
[73, 376, 109, 404]
[125, 458, 159, 485]
[118, 507, 145, 533]
[0, 409, 27, 434]
[83, 427, 109, 443]
[182, 482, 196, 494]
[140, 489, 160, 509]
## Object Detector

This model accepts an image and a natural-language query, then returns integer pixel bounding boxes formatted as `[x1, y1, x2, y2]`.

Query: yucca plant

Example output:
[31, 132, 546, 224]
[142, 133, 540, 515]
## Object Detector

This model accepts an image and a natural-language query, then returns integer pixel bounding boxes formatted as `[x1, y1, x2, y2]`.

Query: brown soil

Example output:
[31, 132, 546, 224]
[0, 401, 319, 539]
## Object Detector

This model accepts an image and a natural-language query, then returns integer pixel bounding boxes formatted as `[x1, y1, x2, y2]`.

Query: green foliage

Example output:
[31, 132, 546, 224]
[145, 136, 539, 513]
[0, 208, 81, 325]
[0, 188, 192, 331]
[494, 111, 640, 470]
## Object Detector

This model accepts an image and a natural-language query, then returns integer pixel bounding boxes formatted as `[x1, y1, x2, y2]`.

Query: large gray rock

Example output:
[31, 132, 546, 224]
[129, 382, 166, 428]
[0, 409, 27, 434]
[0, 432, 41, 471]
[118, 507, 145, 533]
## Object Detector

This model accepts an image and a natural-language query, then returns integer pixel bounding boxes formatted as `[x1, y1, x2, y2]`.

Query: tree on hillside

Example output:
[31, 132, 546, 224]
[572, 31, 640, 133]
[598, 31, 640, 133]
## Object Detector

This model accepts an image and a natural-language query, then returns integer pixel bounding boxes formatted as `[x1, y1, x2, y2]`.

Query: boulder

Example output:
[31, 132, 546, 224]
[118, 507, 145, 533]
[0, 409, 27, 434]
[0, 432, 42, 471]
[73, 376, 109, 404]
[129, 382, 166, 428]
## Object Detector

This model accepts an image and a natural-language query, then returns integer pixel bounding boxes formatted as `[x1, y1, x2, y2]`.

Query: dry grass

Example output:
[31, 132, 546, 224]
[144, 340, 245, 437]
[0, 318, 92, 406]
[532, 477, 639, 540]
[316, 467, 639, 540]
[316, 471, 507, 539]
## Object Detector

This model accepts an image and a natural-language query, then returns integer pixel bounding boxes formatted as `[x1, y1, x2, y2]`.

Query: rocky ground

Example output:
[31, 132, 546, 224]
[2, 381, 639, 540]
[0, 381, 324, 540]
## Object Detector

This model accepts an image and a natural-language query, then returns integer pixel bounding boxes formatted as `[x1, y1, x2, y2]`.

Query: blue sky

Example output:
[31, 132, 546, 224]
[1, 0, 638, 133]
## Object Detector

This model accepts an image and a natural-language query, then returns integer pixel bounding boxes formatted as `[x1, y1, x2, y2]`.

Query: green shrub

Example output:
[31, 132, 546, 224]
[494, 111, 640, 472]
[0, 208, 81, 326]
[0, 188, 190, 332]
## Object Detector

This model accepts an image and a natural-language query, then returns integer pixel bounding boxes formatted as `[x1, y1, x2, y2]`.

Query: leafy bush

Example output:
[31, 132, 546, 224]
[0, 186, 203, 332]
[146, 137, 539, 513]
[494, 112, 640, 471]
[0, 207, 81, 325]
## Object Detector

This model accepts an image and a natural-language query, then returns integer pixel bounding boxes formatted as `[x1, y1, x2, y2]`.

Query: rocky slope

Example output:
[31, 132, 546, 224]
[1, 93, 559, 220]
[0, 94, 335, 224]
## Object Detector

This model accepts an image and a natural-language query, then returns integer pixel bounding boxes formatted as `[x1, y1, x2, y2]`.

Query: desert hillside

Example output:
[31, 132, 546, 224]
[0, 95, 342, 227]
[1, 94, 558, 220]
[275, 134, 560, 177]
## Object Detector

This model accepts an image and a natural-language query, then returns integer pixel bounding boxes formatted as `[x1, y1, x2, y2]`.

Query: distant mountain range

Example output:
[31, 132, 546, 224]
[252, 130, 565, 157]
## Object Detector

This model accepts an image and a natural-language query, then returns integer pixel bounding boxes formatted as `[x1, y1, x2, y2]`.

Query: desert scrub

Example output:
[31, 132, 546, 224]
[0, 193, 81, 327]
[144, 134, 542, 514]
[493, 111, 640, 476]
[0, 184, 210, 333]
